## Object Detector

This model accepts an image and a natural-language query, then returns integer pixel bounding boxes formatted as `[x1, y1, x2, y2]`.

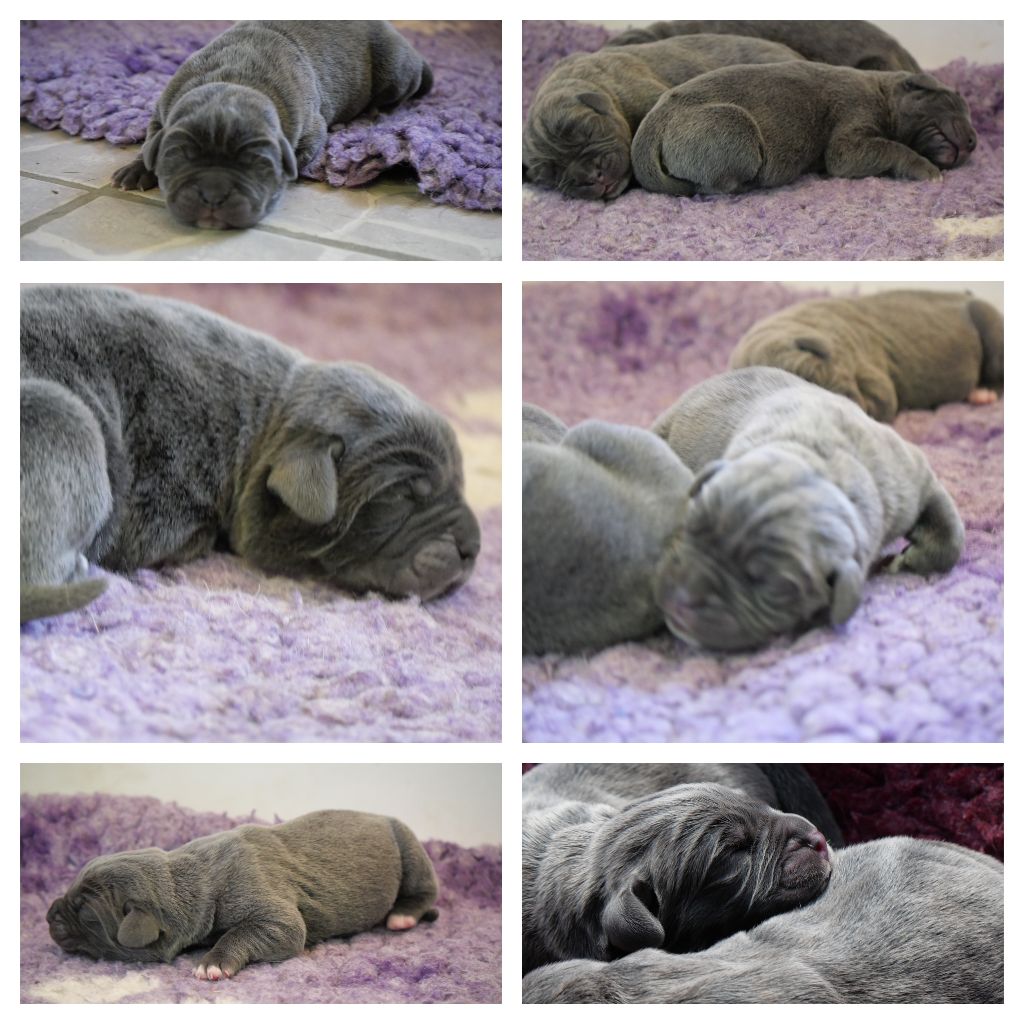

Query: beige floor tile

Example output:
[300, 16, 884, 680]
[21, 125, 137, 188]
[21, 177, 88, 222]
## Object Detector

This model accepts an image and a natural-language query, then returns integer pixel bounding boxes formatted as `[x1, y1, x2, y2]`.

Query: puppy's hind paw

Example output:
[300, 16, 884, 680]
[968, 387, 998, 405]
[386, 913, 418, 930]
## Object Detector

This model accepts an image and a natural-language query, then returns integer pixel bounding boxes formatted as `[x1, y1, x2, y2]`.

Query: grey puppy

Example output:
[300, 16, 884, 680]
[112, 21, 432, 228]
[729, 290, 1004, 422]
[607, 20, 920, 72]
[652, 368, 964, 651]
[522, 406, 694, 654]
[523, 35, 800, 199]
[21, 285, 479, 623]
[523, 764, 839, 975]
[632, 62, 976, 197]
[47, 809, 439, 980]
[523, 836, 1003, 1003]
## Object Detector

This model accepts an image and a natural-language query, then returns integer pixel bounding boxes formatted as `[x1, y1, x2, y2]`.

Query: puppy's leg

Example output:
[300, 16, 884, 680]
[886, 481, 964, 576]
[387, 820, 439, 929]
[194, 907, 306, 980]
[966, 298, 1004, 388]
[825, 131, 941, 182]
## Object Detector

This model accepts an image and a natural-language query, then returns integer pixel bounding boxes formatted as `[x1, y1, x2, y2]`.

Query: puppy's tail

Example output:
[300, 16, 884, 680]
[21, 578, 107, 624]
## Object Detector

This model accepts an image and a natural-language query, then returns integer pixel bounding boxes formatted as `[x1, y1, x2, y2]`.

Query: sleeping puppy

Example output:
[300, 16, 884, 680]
[632, 62, 976, 196]
[111, 21, 432, 228]
[21, 286, 479, 623]
[730, 290, 1004, 422]
[523, 764, 839, 974]
[524, 837, 1003, 1003]
[524, 34, 801, 199]
[606, 20, 920, 72]
[523, 408, 694, 654]
[652, 368, 964, 651]
[47, 810, 439, 980]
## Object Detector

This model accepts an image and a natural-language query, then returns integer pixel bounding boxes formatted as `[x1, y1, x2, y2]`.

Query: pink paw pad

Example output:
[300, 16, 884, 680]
[195, 963, 230, 981]
[968, 388, 998, 405]
[386, 913, 417, 930]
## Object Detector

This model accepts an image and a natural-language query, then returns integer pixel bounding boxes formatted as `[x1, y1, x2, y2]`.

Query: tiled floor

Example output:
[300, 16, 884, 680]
[20, 125, 501, 261]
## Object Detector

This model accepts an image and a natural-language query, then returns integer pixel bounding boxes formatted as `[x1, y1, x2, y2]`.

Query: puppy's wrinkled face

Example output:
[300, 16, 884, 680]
[894, 73, 977, 169]
[654, 448, 868, 650]
[150, 85, 297, 229]
[47, 851, 175, 963]
[236, 364, 480, 601]
[596, 783, 833, 956]
[524, 89, 633, 200]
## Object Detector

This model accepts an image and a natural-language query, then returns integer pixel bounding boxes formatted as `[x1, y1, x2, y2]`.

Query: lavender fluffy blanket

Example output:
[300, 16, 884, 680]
[20, 20, 502, 211]
[21, 794, 501, 1003]
[522, 282, 1003, 743]
[522, 22, 1003, 260]
[21, 284, 501, 743]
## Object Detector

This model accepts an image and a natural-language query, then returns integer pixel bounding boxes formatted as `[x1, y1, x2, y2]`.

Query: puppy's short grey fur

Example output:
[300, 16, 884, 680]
[607, 20, 920, 72]
[524, 836, 1003, 1003]
[730, 290, 1004, 422]
[112, 21, 431, 228]
[21, 285, 479, 623]
[522, 407, 694, 654]
[523, 35, 801, 199]
[632, 62, 975, 196]
[523, 764, 839, 974]
[47, 809, 439, 979]
[652, 368, 964, 650]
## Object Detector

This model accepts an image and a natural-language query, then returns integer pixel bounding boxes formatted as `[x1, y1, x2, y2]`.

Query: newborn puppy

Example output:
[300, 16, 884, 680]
[111, 21, 432, 228]
[524, 837, 1003, 1003]
[652, 368, 964, 651]
[730, 291, 1004, 422]
[522, 408, 694, 654]
[523, 764, 838, 974]
[632, 62, 976, 196]
[21, 286, 479, 623]
[524, 35, 801, 199]
[607, 20, 920, 72]
[47, 810, 439, 980]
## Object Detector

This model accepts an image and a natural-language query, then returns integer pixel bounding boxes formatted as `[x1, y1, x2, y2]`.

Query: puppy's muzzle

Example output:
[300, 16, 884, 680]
[168, 170, 269, 229]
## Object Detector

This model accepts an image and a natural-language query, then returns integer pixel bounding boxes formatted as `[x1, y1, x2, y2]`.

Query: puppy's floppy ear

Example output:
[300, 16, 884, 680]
[793, 335, 831, 360]
[141, 128, 165, 171]
[688, 459, 726, 500]
[601, 879, 665, 955]
[267, 438, 343, 524]
[577, 92, 613, 116]
[828, 559, 863, 625]
[117, 907, 160, 948]
[278, 133, 298, 180]
[902, 72, 941, 92]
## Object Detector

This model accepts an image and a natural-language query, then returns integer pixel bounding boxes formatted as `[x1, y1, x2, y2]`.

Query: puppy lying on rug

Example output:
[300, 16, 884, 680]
[606, 20, 920, 72]
[522, 406, 693, 654]
[523, 34, 799, 199]
[523, 836, 1003, 1003]
[652, 368, 963, 650]
[730, 290, 1004, 422]
[47, 810, 438, 980]
[112, 21, 432, 228]
[632, 63, 975, 196]
[21, 285, 479, 623]
[523, 764, 840, 974]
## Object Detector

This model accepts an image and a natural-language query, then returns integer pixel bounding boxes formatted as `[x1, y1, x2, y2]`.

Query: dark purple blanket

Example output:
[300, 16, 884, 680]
[21, 794, 501, 1003]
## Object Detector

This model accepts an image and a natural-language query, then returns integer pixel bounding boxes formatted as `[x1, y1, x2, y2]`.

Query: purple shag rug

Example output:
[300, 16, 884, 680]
[522, 21, 1002, 259]
[21, 20, 502, 211]
[522, 282, 1003, 742]
[21, 284, 501, 743]
[21, 794, 501, 1003]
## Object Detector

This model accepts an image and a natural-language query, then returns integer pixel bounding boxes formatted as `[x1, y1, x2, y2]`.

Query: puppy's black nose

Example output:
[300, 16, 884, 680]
[967, 134, 977, 152]
[196, 174, 233, 208]
[455, 510, 481, 561]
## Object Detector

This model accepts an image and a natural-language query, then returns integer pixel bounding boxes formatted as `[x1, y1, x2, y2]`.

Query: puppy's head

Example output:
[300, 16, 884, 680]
[596, 782, 833, 956]
[235, 362, 479, 601]
[47, 850, 175, 963]
[146, 84, 298, 229]
[654, 447, 869, 650]
[523, 87, 632, 200]
[892, 72, 976, 169]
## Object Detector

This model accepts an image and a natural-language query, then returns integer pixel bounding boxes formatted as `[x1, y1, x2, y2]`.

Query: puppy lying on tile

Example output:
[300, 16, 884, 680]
[47, 810, 439, 980]
[522, 406, 693, 654]
[523, 764, 839, 974]
[112, 21, 432, 228]
[652, 368, 964, 651]
[729, 290, 1003, 422]
[21, 285, 479, 623]
[632, 62, 976, 196]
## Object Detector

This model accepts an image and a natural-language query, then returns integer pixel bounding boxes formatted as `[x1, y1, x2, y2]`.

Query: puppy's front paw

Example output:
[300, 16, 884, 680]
[111, 157, 158, 192]
[194, 960, 235, 981]
[915, 163, 943, 182]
